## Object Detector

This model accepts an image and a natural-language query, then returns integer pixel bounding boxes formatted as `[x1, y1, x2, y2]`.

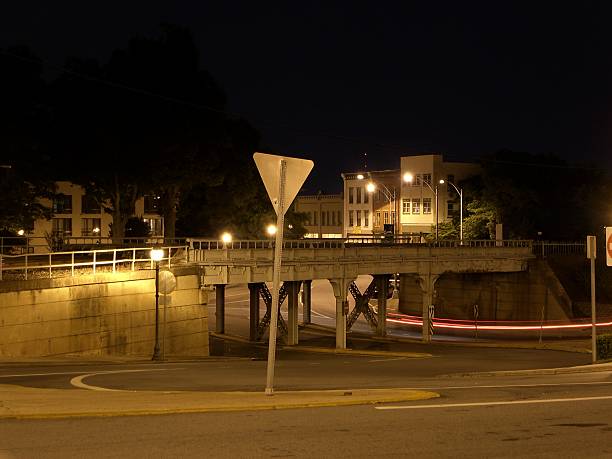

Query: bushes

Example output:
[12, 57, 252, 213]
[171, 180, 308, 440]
[597, 334, 612, 361]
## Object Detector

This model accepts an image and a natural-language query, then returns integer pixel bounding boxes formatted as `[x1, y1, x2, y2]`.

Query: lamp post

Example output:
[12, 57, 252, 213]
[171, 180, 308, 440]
[363, 179, 396, 235]
[220, 231, 232, 247]
[444, 180, 463, 243]
[403, 173, 444, 240]
[150, 247, 164, 361]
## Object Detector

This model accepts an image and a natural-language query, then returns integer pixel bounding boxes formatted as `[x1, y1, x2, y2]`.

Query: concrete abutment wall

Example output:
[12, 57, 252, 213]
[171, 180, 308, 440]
[0, 267, 209, 357]
[398, 260, 572, 321]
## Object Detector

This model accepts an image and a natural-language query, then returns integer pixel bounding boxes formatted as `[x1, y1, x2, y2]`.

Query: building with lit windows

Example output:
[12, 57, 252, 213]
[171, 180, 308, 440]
[292, 193, 343, 238]
[30, 181, 164, 244]
[342, 154, 480, 237]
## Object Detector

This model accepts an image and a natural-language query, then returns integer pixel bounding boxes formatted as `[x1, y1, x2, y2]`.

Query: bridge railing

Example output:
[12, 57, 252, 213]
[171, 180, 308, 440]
[186, 237, 533, 250]
[532, 241, 586, 258]
[0, 245, 188, 281]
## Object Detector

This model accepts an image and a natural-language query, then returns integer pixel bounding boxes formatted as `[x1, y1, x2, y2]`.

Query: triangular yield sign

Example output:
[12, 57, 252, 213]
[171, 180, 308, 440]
[254, 152, 314, 215]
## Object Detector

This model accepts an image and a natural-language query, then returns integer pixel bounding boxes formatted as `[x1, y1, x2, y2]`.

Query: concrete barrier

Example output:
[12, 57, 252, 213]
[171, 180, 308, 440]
[0, 267, 208, 357]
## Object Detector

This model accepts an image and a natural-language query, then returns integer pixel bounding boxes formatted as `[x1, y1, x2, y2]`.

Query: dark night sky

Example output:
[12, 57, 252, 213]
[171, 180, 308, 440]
[2, 2, 612, 192]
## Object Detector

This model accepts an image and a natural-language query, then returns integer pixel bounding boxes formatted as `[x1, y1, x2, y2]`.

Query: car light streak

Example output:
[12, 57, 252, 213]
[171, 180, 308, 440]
[387, 313, 612, 331]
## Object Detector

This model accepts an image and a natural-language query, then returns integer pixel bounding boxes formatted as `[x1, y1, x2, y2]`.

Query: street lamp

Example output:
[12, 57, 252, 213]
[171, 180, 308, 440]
[150, 247, 164, 361]
[403, 173, 444, 241]
[444, 179, 463, 243]
[360, 177, 396, 236]
[220, 231, 232, 245]
[266, 224, 277, 236]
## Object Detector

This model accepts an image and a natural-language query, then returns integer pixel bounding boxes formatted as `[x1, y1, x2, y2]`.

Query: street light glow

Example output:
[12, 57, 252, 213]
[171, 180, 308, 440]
[93, 227, 100, 234]
[266, 224, 277, 236]
[17, 229, 25, 236]
[150, 248, 164, 262]
[403, 172, 413, 183]
[221, 232, 232, 244]
[356, 173, 364, 180]
[439, 179, 445, 184]
[366, 182, 376, 193]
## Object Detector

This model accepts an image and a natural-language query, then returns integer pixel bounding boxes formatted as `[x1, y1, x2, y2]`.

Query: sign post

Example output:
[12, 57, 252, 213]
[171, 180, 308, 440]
[606, 227, 612, 267]
[587, 235, 597, 363]
[254, 152, 313, 395]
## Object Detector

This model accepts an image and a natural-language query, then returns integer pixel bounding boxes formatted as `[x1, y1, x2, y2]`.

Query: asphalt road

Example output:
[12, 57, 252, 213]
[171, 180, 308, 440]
[1, 368, 611, 458]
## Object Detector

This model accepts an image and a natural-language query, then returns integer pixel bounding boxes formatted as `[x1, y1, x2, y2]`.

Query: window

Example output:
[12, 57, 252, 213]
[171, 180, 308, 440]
[402, 199, 411, 214]
[322, 211, 326, 226]
[384, 212, 389, 224]
[391, 211, 396, 225]
[356, 187, 362, 204]
[413, 174, 422, 187]
[376, 211, 381, 226]
[412, 198, 420, 214]
[144, 195, 160, 213]
[81, 218, 101, 236]
[349, 211, 354, 226]
[348, 187, 354, 204]
[364, 210, 369, 227]
[144, 218, 163, 236]
[53, 194, 72, 214]
[331, 211, 336, 225]
[447, 202, 454, 214]
[52, 218, 72, 236]
[423, 198, 432, 214]
[356, 210, 361, 227]
[364, 190, 369, 204]
[338, 211, 342, 225]
[422, 173, 432, 185]
[81, 195, 100, 214]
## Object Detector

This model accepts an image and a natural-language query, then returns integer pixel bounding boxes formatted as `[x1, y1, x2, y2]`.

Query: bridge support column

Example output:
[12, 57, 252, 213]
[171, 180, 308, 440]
[248, 283, 260, 341]
[417, 274, 439, 343]
[215, 284, 226, 334]
[302, 280, 312, 325]
[287, 281, 301, 345]
[375, 275, 389, 337]
[329, 278, 353, 349]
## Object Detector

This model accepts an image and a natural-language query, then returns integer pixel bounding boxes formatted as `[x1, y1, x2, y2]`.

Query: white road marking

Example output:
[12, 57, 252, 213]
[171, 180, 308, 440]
[368, 357, 407, 363]
[376, 395, 612, 410]
[70, 368, 181, 392]
[0, 371, 94, 378]
[311, 310, 331, 319]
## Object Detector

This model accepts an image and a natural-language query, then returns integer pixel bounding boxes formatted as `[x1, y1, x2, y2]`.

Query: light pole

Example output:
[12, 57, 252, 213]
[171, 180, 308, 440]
[150, 247, 164, 361]
[363, 179, 396, 235]
[403, 173, 444, 241]
[444, 179, 463, 243]
[220, 231, 232, 247]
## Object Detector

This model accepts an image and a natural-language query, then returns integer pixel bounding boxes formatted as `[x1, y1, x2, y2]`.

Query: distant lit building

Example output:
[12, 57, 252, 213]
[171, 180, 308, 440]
[342, 154, 480, 237]
[292, 193, 343, 238]
[31, 181, 164, 242]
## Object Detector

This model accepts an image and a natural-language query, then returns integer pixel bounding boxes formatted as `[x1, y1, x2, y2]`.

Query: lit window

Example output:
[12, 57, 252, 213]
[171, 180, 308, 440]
[384, 212, 389, 224]
[412, 199, 420, 215]
[81, 218, 101, 236]
[402, 199, 411, 214]
[349, 211, 354, 226]
[423, 198, 432, 214]
[376, 211, 381, 226]
[356, 210, 361, 227]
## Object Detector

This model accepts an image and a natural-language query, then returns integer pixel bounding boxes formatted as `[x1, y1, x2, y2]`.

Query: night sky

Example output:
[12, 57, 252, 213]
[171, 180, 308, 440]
[2, 2, 612, 192]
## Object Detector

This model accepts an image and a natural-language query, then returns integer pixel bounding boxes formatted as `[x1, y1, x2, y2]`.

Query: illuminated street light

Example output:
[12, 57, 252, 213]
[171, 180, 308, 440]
[366, 182, 376, 193]
[17, 229, 24, 236]
[266, 224, 277, 236]
[445, 179, 464, 243]
[356, 173, 365, 180]
[150, 247, 164, 361]
[366, 179, 396, 236]
[220, 232, 232, 244]
[403, 172, 413, 183]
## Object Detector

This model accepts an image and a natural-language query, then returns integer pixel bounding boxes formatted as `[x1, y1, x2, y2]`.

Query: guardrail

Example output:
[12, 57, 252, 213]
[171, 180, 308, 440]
[186, 238, 533, 250]
[0, 246, 187, 281]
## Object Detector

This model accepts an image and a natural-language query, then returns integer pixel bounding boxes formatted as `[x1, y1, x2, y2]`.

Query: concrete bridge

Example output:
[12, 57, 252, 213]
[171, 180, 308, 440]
[188, 239, 535, 348]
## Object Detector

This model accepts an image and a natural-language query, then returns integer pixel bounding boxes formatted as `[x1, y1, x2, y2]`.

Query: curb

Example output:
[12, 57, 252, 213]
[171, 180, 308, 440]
[211, 333, 431, 358]
[449, 361, 612, 378]
[0, 386, 439, 419]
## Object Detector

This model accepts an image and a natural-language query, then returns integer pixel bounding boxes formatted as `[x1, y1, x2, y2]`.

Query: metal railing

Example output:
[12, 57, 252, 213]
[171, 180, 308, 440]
[187, 237, 533, 250]
[532, 242, 585, 258]
[0, 246, 188, 281]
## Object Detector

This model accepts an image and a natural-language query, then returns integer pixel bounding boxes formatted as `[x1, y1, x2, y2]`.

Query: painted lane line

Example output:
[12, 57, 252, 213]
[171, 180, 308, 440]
[311, 310, 331, 319]
[368, 357, 407, 363]
[375, 395, 612, 410]
[70, 368, 181, 392]
[0, 367, 183, 378]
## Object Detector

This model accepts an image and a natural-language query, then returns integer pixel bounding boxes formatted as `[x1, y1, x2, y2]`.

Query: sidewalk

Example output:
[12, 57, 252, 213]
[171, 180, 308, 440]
[0, 384, 438, 419]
